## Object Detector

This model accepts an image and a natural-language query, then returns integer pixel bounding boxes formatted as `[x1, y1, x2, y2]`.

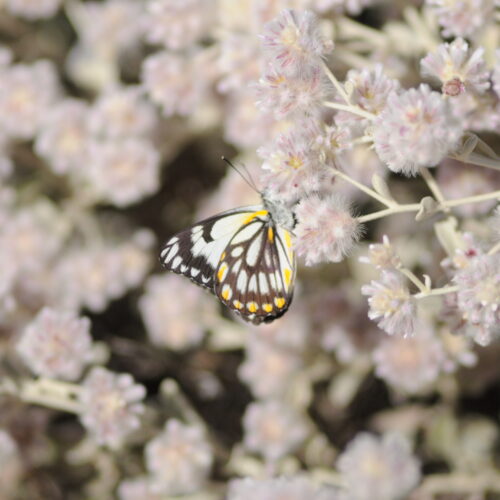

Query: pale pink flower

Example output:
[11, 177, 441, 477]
[315, 123, 353, 158]
[145, 419, 213, 495]
[439, 329, 477, 373]
[259, 125, 332, 203]
[16, 308, 94, 381]
[5, 0, 62, 19]
[35, 98, 90, 175]
[86, 139, 160, 207]
[437, 159, 500, 217]
[142, 0, 215, 50]
[260, 9, 332, 72]
[138, 274, 219, 351]
[362, 270, 417, 337]
[0, 60, 60, 139]
[118, 478, 163, 500]
[373, 85, 463, 176]
[426, 0, 495, 38]
[337, 432, 420, 500]
[79, 367, 146, 449]
[493, 50, 500, 98]
[294, 194, 362, 266]
[238, 335, 303, 399]
[359, 235, 401, 270]
[88, 86, 157, 139]
[243, 400, 309, 462]
[421, 38, 490, 96]
[336, 65, 400, 126]
[141, 50, 211, 117]
[453, 253, 500, 345]
[227, 476, 336, 500]
[255, 64, 327, 119]
[373, 326, 446, 393]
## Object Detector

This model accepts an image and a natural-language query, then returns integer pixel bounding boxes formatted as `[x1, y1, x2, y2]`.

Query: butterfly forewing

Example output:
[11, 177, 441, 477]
[160, 206, 262, 290]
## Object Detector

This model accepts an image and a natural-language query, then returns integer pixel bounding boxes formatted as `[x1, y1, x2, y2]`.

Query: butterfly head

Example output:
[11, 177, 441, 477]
[262, 194, 296, 232]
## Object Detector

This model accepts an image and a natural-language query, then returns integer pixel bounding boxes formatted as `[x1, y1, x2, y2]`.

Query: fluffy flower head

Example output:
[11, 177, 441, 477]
[294, 194, 362, 266]
[373, 85, 463, 176]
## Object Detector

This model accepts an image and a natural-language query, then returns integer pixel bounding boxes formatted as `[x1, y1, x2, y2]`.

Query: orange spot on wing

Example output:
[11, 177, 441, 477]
[247, 302, 258, 313]
[217, 263, 228, 282]
[284, 268, 292, 286]
[233, 300, 243, 309]
[274, 297, 285, 308]
[263, 303, 273, 313]
[268, 227, 274, 243]
[243, 210, 268, 225]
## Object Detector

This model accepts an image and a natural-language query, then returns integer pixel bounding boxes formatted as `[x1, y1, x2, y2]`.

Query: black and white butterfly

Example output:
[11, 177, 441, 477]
[160, 186, 296, 324]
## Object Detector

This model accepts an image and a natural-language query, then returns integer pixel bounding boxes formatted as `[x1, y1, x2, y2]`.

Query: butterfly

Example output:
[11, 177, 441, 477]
[160, 188, 296, 325]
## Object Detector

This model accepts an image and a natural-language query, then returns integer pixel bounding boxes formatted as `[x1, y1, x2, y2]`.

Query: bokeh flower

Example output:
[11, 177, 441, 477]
[16, 308, 94, 381]
[337, 432, 420, 500]
[79, 367, 146, 449]
[5, 0, 62, 19]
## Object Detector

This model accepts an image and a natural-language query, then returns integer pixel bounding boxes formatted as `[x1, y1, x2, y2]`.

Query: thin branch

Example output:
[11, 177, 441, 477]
[332, 169, 393, 206]
[323, 101, 376, 121]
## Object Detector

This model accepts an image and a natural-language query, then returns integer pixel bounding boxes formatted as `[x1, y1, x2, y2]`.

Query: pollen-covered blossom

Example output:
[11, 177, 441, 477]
[373, 85, 463, 176]
[141, 50, 211, 117]
[88, 86, 157, 139]
[0, 60, 60, 139]
[5, 0, 62, 19]
[373, 325, 446, 393]
[145, 419, 213, 496]
[0, 430, 22, 497]
[243, 400, 309, 462]
[336, 65, 400, 126]
[425, 0, 495, 38]
[86, 139, 160, 207]
[259, 126, 332, 203]
[238, 335, 303, 399]
[227, 476, 336, 500]
[139, 274, 219, 350]
[337, 432, 420, 500]
[16, 308, 94, 381]
[453, 253, 500, 346]
[260, 9, 332, 72]
[421, 38, 490, 96]
[359, 235, 401, 270]
[79, 367, 146, 449]
[362, 270, 417, 337]
[294, 194, 361, 266]
[142, 0, 214, 50]
[255, 64, 327, 119]
[35, 99, 90, 175]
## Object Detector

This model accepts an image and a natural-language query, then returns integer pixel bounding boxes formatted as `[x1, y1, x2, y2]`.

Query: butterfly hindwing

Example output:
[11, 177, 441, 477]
[160, 206, 263, 290]
[214, 212, 296, 324]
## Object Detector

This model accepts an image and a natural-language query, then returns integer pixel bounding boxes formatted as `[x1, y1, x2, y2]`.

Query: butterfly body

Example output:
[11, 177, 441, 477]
[160, 195, 296, 324]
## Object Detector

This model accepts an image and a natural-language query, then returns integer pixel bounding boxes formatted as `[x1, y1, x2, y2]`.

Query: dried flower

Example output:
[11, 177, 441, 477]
[139, 274, 219, 350]
[426, 0, 495, 38]
[141, 50, 210, 117]
[86, 138, 160, 207]
[359, 235, 401, 270]
[337, 432, 420, 500]
[373, 325, 446, 393]
[79, 367, 146, 449]
[373, 85, 463, 176]
[142, 0, 215, 50]
[5, 0, 62, 19]
[16, 308, 93, 381]
[227, 476, 335, 500]
[294, 194, 362, 266]
[0, 60, 60, 139]
[88, 86, 157, 139]
[35, 98, 90, 175]
[453, 253, 500, 345]
[259, 125, 332, 203]
[421, 38, 490, 96]
[255, 64, 327, 120]
[260, 9, 332, 72]
[145, 419, 213, 495]
[243, 400, 309, 462]
[362, 270, 417, 337]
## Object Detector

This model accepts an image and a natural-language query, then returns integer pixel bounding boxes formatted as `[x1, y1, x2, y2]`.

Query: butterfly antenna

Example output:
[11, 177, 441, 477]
[221, 156, 260, 193]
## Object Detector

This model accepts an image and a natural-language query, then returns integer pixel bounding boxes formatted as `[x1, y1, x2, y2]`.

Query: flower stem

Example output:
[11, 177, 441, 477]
[414, 285, 458, 299]
[321, 61, 352, 105]
[450, 151, 500, 172]
[399, 268, 427, 293]
[332, 168, 392, 206]
[420, 167, 447, 206]
[357, 203, 421, 223]
[323, 101, 376, 121]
